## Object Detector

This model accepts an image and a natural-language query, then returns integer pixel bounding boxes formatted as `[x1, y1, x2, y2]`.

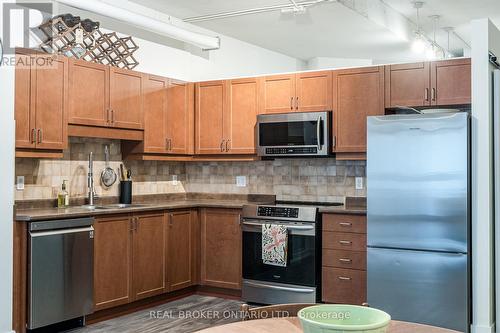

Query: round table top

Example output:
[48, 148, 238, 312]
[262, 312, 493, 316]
[196, 317, 461, 333]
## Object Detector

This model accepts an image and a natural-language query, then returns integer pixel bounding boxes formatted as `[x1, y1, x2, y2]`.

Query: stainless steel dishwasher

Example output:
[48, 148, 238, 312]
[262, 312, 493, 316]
[29, 217, 94, 330]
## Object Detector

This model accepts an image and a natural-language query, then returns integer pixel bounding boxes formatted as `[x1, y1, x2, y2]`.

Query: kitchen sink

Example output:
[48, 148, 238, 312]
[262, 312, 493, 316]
[79, 203, 149, 210]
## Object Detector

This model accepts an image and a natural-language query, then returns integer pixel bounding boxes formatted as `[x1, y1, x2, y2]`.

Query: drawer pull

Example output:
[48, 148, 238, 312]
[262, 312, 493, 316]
[339, 240, 352, 245]
[338, 276, 352, 281]
[339, 222, 352, 227]
[339, 258, 352, 263]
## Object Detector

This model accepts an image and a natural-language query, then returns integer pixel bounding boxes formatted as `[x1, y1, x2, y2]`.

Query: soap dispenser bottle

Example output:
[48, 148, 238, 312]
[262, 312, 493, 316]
[57, 180, 69, 208]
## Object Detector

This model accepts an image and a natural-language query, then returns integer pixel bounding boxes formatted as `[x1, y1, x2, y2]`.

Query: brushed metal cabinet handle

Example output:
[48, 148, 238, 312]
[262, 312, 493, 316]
[111, 109, 115, 124]
[169, 139, 172, 151]
[339, 240, 352, 245]
[339, 258, 352, 263]
[290, 97, 293, 110]
[31, 128, 37, 144]
[432, 88, 437, 101]
[339, 222, 352, 227]
[106, 108, 110, 124]
[220, 139, 225, 152]
[37, 129, 42, 143]
[166, 138, 169, 150]
[424, 88, 429, 101]
[338, 276, 352, 281]
[296, 96, 299, 110]
[225, 140, 230, 152]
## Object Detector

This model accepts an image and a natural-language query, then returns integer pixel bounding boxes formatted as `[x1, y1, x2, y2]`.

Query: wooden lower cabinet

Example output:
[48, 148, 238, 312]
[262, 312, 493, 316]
[200, 209, 242, 290]
[94, 214, 133, 311]
[167, 210, 198, 291]
[133, 212, 166, 300]
[322, 267, 366, 305]
[322, 213, 367, 305]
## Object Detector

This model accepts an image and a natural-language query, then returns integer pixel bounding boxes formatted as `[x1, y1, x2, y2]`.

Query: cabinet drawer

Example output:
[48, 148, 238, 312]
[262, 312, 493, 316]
[323, 214, 366, 234]
[323, 232, 366, 251]
[322, 267, 366, 305]
[323, 249, 366, 270]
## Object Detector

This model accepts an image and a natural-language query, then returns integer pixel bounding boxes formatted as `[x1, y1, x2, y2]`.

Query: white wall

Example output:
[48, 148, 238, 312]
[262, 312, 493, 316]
[470, 18, 499, 333]
[52, 1, 305, 82]
[0, 0, 16, 331]
[305, 57, 373, 70]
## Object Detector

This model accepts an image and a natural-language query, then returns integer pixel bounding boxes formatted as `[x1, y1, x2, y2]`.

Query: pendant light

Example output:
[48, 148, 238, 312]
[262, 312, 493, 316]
[411, 1, 426, 54]
[442, 27, 454, 58]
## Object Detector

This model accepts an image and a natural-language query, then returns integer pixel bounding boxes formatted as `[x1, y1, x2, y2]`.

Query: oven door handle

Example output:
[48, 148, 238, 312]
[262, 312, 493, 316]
[241, 221, 314, 230]
[245, 281, 315, 293]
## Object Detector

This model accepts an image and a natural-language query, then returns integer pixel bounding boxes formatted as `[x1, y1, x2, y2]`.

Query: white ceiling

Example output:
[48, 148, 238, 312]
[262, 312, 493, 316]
[130, 0, 500, 62]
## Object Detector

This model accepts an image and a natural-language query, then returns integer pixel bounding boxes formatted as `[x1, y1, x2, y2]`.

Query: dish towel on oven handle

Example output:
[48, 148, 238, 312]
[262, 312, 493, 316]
[262, 224, 288, 267]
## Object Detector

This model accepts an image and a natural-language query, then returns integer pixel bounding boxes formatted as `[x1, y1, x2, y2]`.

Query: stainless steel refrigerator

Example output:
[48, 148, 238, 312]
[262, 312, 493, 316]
[367, 112, 470, 333]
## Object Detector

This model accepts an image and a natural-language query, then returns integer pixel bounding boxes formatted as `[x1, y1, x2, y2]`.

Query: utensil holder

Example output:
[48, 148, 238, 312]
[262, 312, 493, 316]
[119, 181, 132, 204]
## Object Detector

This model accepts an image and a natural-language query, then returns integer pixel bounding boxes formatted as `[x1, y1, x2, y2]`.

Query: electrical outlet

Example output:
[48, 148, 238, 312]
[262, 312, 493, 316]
[16, 176, 24, 190]
[172, 175, 178, 186]
[236, 176, 247, 187]
[355, 177, 364, 190]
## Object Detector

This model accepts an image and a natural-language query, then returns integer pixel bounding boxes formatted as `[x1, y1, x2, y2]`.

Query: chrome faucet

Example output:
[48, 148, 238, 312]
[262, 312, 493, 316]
[88, 152, 96, 206]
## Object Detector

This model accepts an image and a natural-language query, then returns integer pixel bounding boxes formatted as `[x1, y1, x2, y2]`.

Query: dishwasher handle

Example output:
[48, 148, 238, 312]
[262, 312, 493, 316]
[30, 226, 94, 237]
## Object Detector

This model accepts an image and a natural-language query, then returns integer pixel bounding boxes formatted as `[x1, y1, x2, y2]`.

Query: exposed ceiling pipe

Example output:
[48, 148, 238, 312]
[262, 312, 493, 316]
[183, 0, 335, 23]
[55, 0, 220, 50]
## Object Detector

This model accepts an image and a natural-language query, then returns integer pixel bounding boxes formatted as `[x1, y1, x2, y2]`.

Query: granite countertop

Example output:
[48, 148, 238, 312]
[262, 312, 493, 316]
[15, 194, 367, 222]
[15, 198, 273, 222]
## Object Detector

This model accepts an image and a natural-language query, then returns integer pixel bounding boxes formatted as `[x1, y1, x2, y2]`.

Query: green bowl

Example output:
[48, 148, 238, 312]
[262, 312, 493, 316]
[298, 304, 391, 333]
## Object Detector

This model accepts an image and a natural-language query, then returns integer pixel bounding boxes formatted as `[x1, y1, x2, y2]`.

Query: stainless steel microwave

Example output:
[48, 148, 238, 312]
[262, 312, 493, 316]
[256, 111, 331, 157]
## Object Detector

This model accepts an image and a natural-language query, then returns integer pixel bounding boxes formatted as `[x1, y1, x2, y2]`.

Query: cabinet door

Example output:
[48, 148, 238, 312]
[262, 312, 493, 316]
[431, 59, 471, 106]
[94, 215, 132, 311]
[143, 75, 168, 153]
[33, 55, 68, 150]
[333, 67, 384, 153]
[195, 81, 225, 154]
[109, 67, 143, 129]
[322, 267, 366, 305]
[225, 78, 259, 154]
[15, 53, 35, 148]
[260, 74, 295, 114]
[167, 211, 195, 291]
[296, 71, 333, 112]
[133, 212, 166, 300]
[68, 59, 109, 127]
[200, 209, 241, 290]
[385, 62, 430, 107]
[166, 81, 194, 155]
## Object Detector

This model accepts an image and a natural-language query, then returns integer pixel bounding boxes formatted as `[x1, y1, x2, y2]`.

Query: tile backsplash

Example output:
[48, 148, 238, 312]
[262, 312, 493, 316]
[15, 137, 366, 202]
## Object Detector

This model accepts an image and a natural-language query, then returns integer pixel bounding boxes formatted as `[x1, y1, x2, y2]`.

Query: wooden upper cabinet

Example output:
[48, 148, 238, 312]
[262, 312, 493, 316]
[143, 75, 168, 153]
[167, 210, 195, 292]
[33, 55, 68, 150]
[68, 59, 109, 127]
[94, 215, 132, 311]
[385, 62, 430, 108]
[296, 71, 333, 112]
[200, 209, 242, 290]
[109, 67, 143, 130]
[225, 78, 259, 154]
[132, 212, 166, 300]
[166, 81, 194, 155]
[15, 53, 34, 149]
[195, 81, 226, 154]
[333, 67, 384, 153]
[431, 58, 471, 105]
[260, 74, 296, 114]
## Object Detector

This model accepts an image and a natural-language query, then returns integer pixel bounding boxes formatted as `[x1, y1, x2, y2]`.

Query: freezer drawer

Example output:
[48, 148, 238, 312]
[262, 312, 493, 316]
[29, 222, 94, 329]
[367, 247, 469, 332]
[367, 113, 469, 253]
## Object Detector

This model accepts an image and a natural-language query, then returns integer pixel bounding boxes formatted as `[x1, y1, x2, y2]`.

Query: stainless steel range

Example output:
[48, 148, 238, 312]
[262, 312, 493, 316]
[241, 203, 322, 304]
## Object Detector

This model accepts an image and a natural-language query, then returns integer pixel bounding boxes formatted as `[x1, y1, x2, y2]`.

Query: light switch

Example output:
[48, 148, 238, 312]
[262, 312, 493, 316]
[355, 177, 364, 190]
[236, 176, 247, 187]
[17, 176, 25, 190]
[172, 175, 178, 186]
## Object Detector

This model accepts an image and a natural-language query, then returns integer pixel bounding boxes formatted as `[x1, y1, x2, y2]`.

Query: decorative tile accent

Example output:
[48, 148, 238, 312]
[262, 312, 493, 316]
[15, 138, 366, 202]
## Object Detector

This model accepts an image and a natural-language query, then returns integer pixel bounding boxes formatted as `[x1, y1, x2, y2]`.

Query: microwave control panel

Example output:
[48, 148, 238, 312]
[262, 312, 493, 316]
[265, 147, 318, 155]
